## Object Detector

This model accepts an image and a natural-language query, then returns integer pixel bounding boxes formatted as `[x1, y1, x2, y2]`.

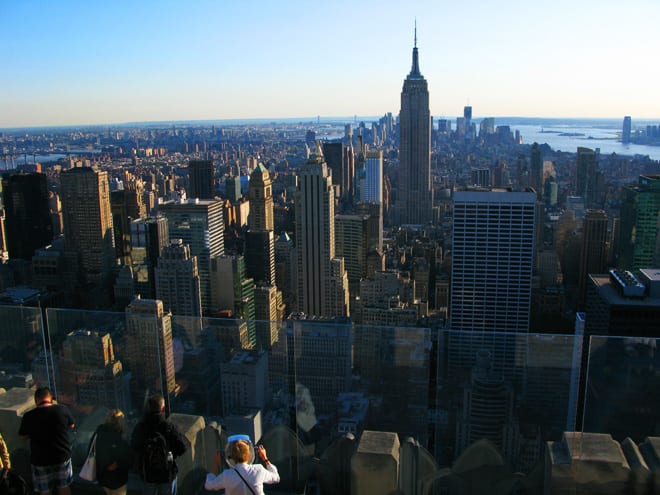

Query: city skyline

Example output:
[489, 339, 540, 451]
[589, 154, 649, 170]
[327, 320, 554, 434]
[2, 0, 660, 128]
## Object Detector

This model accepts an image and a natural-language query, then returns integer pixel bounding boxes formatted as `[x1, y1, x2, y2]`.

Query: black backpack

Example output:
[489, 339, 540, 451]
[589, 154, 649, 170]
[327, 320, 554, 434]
[142, 430, 172, 483]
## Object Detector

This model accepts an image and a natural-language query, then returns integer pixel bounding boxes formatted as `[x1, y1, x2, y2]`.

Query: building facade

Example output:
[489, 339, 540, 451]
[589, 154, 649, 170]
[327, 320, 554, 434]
[397, 34, 433, 225]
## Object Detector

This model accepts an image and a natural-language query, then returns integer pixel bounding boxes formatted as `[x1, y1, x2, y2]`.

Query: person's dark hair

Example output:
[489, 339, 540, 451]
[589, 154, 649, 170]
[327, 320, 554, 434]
[146, 394, 165, 415]
[34, 387, 52, 404]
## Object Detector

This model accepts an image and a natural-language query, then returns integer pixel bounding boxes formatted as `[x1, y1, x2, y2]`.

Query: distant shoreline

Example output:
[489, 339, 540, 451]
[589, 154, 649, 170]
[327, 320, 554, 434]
[2, 116, 660, 132]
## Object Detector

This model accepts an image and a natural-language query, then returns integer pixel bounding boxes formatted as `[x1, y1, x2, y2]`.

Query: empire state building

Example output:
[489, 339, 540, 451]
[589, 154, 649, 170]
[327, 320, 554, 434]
[398, 31, 432, 225]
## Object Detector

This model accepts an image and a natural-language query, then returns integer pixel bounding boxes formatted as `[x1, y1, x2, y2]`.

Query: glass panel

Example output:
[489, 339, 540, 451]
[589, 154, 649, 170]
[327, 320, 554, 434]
[45, 307, 160, 471]
[0, 305, 46, 465]
[436, 330, 580, 472]
[0, 305, 45, 387]
[583, 335, 660, 441]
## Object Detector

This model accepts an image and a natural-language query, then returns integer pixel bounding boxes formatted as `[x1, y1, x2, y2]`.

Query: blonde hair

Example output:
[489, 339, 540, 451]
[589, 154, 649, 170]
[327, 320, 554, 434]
[105, 409, 126, 433]
[229, 440, 250, 464]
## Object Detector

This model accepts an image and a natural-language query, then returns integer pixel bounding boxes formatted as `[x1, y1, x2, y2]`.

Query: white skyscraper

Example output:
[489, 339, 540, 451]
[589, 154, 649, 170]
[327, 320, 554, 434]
[158, 199, 224, 314]
[360, 150, 383, 204]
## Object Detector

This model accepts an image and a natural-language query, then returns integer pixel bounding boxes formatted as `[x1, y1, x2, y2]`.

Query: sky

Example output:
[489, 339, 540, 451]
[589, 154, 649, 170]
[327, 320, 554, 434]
[1, 0, 659, 128]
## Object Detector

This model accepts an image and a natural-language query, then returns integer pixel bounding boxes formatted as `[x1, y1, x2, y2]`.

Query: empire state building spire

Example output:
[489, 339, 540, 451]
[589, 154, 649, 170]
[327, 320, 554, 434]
[409, 20, 422, 79]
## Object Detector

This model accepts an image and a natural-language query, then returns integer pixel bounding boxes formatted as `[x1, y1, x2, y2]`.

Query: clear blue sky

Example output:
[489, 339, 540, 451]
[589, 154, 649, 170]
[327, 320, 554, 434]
[2, 0, 659, 127]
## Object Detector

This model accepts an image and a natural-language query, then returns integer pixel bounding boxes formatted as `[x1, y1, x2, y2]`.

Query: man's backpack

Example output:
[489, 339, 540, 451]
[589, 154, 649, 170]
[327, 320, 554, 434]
[142, 430, 173, 483]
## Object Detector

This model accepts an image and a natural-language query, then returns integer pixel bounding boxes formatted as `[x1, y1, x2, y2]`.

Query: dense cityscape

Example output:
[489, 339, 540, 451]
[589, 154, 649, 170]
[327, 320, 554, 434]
[1, 34, 660, 495]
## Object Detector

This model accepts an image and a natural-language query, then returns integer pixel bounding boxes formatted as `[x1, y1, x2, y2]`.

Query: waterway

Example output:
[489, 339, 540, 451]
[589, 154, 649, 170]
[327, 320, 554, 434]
[508, 123, 660, 160]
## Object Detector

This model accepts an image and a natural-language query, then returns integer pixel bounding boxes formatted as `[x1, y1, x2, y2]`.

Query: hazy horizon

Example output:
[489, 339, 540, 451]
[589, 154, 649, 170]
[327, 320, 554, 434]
[3, 115, 660, 133]
[2, 0, 659, 128]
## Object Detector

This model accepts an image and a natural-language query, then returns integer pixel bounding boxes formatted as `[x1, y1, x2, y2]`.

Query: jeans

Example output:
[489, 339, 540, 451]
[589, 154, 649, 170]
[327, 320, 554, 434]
[142, 477, 177, 495]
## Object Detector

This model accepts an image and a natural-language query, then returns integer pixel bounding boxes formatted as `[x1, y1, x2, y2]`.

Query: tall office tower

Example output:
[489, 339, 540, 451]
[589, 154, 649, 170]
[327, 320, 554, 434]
[1, 172, 53, 260]
[544, 177, 558, 207]
[246, 164, 276, 285]
[327, 257, 350, 317]
[450, 189, 536, 332]
[248, 163, 274, 231]
[295, 148, 349, 317]
[577, 210, 609, 308]
[254, 285, 283, 350]
[130, 216, 169, 298]
[60, 167, 115, 286]
[244, 230, 275, 285]
[344, 124, 353, 145]
[622, 116, 632, 144]
[617, 175, 660, 270]
[111, 180, 147, 265]
[530, 143, 543, 196]
[576, 147, 598, 207]
[335, 214, 368, 296]
[275, 232, 296, 313]
[188, 159, 215, 200]
[225, 171, 242, 203]
[48, 191, 63, 237]
[125, 297, 177, 401]
[585, 269, 660, 338]
[463, 105, 472, 125]
[158, 199, 224, 314]
[211, 255, 256, 346]
[155, 239, 202, 317]
[356, 201, 384, 253]
[397, 31, 433, 225]
[360, 151, 383, 204]
[493, 162, 511, 189]
[60, 330, 130, 412]
[322, 142, 344, 198]
[471, 168, 491, 187]
[479, 118, 495, 137]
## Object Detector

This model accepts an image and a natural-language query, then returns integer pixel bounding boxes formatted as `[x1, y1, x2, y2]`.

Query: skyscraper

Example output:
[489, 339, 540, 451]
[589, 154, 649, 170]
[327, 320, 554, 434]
[578, 210, 609, 308]
[210, 255, 256, 346]
[188, 159, 215, 200]
[158, 199, 224, 313]
[322, 141, 355, 201]
[1, 172, 53, 260]
[155, 239, 202, 317]
[295, 147, 349, 317]
[530, 142, 543, 196]
[361, 151, 383, 204]
[275, 232, 296, 312]
[111, 179, 147, 265]
[622, 116, 632, 144]
[246, 164, 276, 286]
[130, 216, 170, 299]
[576, 147, 599, 208]
[244, 230, 275, 285]
[248, 163, 274, 231]
[617, 175, 660, 270]
[397, 30, 432, 225]
[450, 190, 536, 332]
[60, 167, 115, 287]
[125, 297, 177, 402]
[335, 214, 369, 296]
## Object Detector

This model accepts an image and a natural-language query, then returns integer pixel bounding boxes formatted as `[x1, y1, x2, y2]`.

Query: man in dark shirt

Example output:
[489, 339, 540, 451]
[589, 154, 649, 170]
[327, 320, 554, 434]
[18, 387, 75, 495]
[131, 394, 188, 495]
